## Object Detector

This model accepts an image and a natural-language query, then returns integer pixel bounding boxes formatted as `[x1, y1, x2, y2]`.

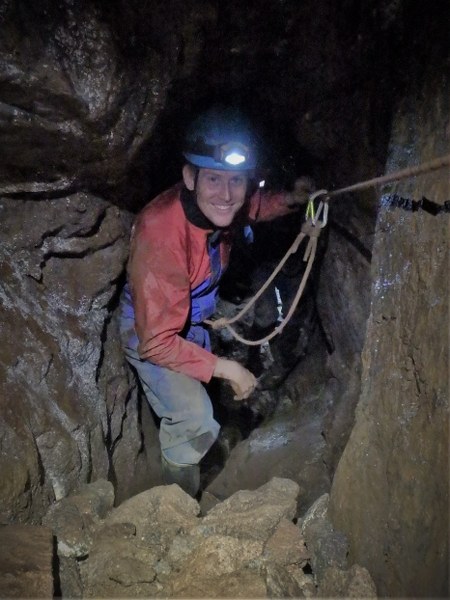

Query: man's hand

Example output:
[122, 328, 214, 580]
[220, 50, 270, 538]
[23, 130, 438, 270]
[213, 358, 257, 400]
[286, 176, 316, 206]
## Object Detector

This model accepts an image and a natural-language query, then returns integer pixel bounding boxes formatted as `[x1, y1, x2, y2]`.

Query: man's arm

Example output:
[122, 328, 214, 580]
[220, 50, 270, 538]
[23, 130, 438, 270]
[128, 210, 257, 399]
[128, 213, 218, 383]
[248, 176, 316, 222]
[284, 176, 316, 206]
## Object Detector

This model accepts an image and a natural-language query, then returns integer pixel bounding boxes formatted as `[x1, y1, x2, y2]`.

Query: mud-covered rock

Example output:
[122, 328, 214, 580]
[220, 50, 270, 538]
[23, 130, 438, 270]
[196, 478, 299, 541]
[105, 485, 200, 551]
[42, 479, 114, 558]
[318, 564, 377, 598]
[205, 407, 330, 515]
[329, 68, 449, 598]
[263, 518, 309, 567]
[0, 525, 54, 598]
[74, 478, 321, 598]
[300, 494, 349, 583]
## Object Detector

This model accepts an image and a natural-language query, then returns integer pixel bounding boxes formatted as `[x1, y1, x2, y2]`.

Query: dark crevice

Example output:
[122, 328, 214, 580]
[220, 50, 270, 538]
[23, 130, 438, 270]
[94, 272, 127, 384]
[35, 207, 108, 251]
[52, 535, 62, 599]
[1, 183, 81, 200]
[64, 208, 108, 239]
[31, 433, 47, 487]
[38, 234, 123, 275]
[329, 219, 373, 262]
[39, 354, 54, 383]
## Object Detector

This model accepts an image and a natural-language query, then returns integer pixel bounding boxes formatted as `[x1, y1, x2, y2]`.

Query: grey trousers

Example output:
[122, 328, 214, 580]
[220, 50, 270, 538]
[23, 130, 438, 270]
[120, 308, 220, 467]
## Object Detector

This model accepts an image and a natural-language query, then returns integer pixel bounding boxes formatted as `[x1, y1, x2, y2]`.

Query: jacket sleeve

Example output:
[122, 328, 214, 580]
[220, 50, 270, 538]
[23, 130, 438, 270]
[247, 189, 298, 222]
[127, 212, 218, 383]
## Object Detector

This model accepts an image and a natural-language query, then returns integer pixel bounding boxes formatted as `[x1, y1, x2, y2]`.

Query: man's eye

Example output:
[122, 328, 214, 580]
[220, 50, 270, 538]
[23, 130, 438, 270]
[231, 177, 245, 186]
[207, 175, 218, 183]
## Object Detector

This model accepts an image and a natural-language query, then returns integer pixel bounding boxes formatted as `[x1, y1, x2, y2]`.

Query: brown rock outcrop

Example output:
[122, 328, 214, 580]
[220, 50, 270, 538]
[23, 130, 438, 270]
[0, 193, 154, 522]
[329, 71, 449, 597]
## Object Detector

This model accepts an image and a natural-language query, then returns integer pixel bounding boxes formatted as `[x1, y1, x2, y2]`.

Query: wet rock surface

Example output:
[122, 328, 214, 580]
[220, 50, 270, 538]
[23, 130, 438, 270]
[0, 0, 448, 596]
[0, 0, 206, 199]
[205, 399, 331, 516]
[0, 194, 156, 521]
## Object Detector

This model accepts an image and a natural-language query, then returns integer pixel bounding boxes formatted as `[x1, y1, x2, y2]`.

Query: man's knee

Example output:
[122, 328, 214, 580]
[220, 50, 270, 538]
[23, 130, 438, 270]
[162, 424, 220, 466]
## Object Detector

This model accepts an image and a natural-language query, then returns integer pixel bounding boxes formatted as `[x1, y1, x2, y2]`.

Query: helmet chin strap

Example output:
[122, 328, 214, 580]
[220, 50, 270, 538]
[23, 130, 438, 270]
[245, 175, 259, 200]
[193, 167, 200, 190]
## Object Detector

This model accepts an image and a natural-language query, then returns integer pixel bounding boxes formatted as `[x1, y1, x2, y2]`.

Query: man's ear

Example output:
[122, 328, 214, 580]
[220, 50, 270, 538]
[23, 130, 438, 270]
[182, 164, 196, 191]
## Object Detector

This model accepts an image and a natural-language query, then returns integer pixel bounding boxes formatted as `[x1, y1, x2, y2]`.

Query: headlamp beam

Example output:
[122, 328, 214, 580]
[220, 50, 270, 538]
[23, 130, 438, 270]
[215, 141, 250, 167]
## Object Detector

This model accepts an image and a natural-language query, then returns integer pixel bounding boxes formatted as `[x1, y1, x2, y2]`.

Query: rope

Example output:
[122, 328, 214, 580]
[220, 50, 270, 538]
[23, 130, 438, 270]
[328, 153, 450, 198]
[205, 203, 326, 346]
[205, 222, 321, 346]
[205, 153, 450, 346]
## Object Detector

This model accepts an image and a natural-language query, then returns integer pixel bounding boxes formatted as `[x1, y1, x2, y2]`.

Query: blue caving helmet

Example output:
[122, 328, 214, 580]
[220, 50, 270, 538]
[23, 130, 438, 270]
[183, 106, 257, 171]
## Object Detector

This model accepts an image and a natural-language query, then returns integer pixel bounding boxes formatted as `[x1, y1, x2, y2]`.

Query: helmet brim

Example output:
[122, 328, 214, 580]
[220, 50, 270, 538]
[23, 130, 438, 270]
[183, 152, 256, 171]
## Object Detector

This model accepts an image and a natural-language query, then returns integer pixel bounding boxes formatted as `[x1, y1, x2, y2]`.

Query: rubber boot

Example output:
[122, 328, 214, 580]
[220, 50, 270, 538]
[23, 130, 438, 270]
[161, 454, 200, 498]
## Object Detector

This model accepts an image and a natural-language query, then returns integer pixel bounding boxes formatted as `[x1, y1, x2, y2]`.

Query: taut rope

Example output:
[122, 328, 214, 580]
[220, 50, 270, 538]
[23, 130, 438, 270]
[328, 154, 450, 197]
[205, 154, 450, 346]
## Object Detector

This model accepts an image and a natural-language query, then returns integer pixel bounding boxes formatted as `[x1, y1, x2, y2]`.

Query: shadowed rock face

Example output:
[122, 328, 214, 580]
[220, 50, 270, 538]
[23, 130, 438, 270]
[0, 524, 54, 598]
[0, 0, 448, 596]
[0, 0, 208, 199]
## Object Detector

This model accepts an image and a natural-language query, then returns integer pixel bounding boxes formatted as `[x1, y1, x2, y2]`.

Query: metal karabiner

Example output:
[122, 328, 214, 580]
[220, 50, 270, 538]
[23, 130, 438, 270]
[308, 189, 329, 228]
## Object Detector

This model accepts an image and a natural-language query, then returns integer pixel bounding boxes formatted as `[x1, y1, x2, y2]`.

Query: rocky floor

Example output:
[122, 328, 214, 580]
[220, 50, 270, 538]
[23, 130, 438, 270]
[0, 478, 377, 598]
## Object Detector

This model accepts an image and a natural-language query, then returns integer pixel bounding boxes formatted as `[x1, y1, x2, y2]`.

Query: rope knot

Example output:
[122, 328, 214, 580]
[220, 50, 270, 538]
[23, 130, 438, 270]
[206, 316, 228, 330]
[301, 221, 321, 237]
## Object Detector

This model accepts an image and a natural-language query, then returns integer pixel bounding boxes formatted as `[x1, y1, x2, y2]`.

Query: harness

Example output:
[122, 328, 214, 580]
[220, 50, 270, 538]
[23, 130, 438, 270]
[187, 230, 223, 350]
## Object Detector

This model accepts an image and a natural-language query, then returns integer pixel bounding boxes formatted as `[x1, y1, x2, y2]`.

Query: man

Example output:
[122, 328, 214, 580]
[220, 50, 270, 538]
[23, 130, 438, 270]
[120, 106, 310, 497]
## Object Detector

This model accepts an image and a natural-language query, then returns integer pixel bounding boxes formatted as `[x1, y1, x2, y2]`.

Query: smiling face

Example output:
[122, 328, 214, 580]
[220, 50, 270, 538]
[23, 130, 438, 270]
[183, 165, 248, 227]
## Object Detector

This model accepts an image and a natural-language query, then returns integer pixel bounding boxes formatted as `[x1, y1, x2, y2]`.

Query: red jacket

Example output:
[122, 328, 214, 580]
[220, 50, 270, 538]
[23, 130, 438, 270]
[127, 183, 296, 382]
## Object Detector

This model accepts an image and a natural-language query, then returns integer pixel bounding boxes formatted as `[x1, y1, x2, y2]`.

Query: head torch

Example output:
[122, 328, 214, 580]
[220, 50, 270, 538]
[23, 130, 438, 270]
[187, 137, 252, 169]
[213, 142, 250, 167]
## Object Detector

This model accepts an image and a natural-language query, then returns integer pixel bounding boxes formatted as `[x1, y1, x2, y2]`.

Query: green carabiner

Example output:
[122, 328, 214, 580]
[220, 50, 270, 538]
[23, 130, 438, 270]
[306, 198, 315, 221]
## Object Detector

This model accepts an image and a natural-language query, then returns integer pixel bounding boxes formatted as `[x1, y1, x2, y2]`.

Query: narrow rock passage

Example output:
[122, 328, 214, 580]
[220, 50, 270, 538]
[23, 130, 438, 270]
[0, 0, 448, 597]
[200, 292, 335, 515]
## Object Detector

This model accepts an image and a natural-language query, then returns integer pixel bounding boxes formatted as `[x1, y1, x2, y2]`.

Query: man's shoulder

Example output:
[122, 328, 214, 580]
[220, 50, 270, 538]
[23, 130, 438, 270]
[137, 184, 185, 230]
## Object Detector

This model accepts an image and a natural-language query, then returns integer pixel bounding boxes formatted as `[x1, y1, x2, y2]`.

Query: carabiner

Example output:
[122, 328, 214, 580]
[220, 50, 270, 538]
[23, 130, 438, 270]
[306, 198, 315, 220]
[308, 189, 329, 228]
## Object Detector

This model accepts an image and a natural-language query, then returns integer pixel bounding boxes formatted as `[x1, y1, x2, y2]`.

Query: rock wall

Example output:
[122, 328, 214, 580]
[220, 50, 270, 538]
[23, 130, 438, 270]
[0, 0, 206, 199]
[0, 194, 155, 521]
[0, 0, 211, 522]
[21, 478, 375, 598]
[329, 71, 449, 596]
[1, 9, 448, 582]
